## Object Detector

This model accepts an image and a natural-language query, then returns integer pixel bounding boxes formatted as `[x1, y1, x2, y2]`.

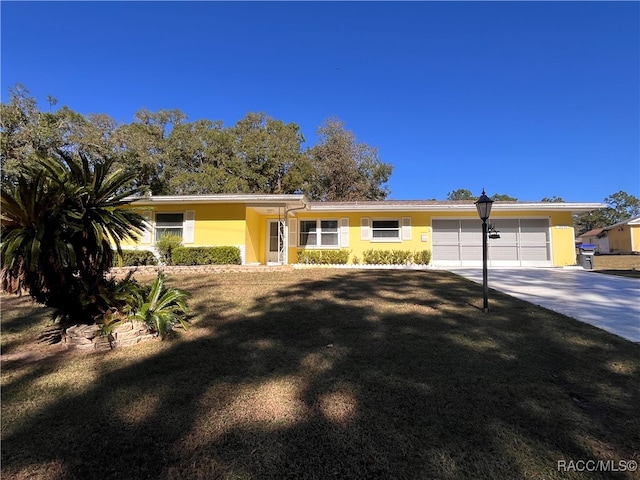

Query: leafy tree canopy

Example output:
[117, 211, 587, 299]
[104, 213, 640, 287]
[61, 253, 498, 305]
[574, 190, 640, 235]
[446, 189, 475, 200]
[305, 118, 393, 201]
[1, 85, 391, 201]
[446, 189, 518, 201]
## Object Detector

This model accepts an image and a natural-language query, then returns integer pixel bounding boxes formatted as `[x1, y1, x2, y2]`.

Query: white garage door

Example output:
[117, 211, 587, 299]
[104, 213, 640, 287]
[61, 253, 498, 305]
[432, 218, 551, 267]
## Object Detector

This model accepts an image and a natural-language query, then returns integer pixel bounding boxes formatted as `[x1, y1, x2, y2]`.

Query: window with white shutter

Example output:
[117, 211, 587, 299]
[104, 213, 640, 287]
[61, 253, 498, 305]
[402, 217, 412, 241]
[183, 210, 195, 243]
[340, 218, 349, 247]
[361, 217, 371, 241]
[288, 218, 297, 247]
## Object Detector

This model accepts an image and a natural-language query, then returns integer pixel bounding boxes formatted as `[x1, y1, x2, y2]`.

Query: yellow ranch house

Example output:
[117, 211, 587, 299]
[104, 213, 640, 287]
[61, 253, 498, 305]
[122, 194, 605, 268]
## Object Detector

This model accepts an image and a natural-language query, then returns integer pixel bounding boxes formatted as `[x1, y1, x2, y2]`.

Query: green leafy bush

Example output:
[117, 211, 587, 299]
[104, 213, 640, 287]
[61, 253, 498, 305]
[363, 249, 415, 265]
[129, 272, 190, 339]
[296, 249, 350, 264]
[413, 249, 432, 265]
[117, 250, 158, 266]
[172, 246, 242, 265]
[155, 234, 183, 265]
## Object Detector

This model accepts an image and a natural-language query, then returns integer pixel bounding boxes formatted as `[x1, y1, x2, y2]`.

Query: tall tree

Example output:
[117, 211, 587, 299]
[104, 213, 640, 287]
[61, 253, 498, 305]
[305, 118, 392, 201]
[604, 190, 640, 221]
[163, 119, 247, 194]
[491, 193, 518, 201]
[1, 84, 61, 183]
[541, 196, 565, 202]
[113, 108, 186, 194]
[446, 190, 518, 201]
[446, 189, 475, 200]
[573, 190, 640, 235]
[231, 112, 307, 194]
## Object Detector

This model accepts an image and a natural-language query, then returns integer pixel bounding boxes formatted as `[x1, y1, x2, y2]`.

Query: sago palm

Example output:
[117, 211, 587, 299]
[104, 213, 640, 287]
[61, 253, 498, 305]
[130, 273, 190, 339]
[1, 150, 147, 324]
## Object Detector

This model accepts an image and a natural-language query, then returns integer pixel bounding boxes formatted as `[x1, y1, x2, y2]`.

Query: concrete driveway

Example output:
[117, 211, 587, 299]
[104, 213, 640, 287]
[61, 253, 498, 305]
[445, 268, 640, 343]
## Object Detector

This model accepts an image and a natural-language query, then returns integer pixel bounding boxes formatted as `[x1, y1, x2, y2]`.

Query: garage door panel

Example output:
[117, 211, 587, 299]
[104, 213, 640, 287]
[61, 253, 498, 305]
[492, 220, 519, 244]
[490, 246, 519, 261]
[521, 245, 550, 261]
[461, 245, 482, 261]
[520, 219, 550, 245]
[432, 217, 551, 267]
[434, 245, 461, 261]
[432, 220, 460, 244]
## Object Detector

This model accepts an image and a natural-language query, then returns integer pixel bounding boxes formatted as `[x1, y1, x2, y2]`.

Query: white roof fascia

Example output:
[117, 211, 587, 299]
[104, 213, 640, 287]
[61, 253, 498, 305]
[128, 194, 306, 205]
[307, 202, 607, 213]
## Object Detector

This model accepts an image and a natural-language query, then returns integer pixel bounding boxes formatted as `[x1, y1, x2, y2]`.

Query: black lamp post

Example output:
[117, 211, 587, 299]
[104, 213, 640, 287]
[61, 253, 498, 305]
[475, 189, 494, 312]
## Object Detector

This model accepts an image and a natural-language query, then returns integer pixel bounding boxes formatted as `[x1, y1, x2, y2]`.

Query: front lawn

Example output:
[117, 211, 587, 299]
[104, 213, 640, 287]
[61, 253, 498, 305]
[2, 269, 639, 479]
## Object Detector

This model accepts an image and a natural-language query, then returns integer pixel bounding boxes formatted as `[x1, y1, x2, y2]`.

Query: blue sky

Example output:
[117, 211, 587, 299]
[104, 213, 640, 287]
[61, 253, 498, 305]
[2, 1, 638, 202]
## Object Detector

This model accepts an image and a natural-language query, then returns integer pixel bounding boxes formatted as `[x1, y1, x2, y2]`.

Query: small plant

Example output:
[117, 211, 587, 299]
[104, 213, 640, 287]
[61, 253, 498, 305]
[296, 249, 350, 265]
[413, 249, 432, 265]
[155, 234, 183, 265]
[129, 272, 190, 339]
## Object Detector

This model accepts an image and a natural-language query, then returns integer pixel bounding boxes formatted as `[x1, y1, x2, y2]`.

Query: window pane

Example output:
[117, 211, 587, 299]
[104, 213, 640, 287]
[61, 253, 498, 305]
[300, 221, 317, 233]
[321, 232, 339, 246]
[300, 233, 317, 246]
[321, 220, 338, 231]
[155, 227, 183, 242]
[372, 230, 399, 238]
[371, 219, 400, 239]
[372, 220, 398, 229]
[156, 213, 184, 227]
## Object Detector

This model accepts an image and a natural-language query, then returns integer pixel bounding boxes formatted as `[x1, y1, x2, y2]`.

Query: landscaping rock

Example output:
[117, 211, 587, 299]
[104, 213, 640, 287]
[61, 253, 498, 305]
[64, 320, 153, 351]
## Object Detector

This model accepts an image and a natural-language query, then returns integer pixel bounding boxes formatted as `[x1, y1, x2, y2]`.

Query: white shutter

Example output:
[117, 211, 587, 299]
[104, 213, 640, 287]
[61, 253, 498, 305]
[340, 218, 349, 247]
[140, 211, 152, 244]
[288, 218, 297, 247]
[402, 217, 412, 241]
[183, 210, 195, 243]
[361, 217, 370, 241]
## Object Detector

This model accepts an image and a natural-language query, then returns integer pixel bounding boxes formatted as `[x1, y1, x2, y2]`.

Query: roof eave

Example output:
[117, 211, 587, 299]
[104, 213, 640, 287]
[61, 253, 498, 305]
[127, 194, 306, 206]
[308, 202, 607, 213]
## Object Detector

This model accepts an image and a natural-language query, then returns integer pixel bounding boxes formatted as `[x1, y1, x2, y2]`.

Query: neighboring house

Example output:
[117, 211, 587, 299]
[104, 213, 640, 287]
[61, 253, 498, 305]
[576, 216, 640, 254]
[121, 194, 605, 267]
[603, 216, 640, 254]
[577, 227, 610, 254]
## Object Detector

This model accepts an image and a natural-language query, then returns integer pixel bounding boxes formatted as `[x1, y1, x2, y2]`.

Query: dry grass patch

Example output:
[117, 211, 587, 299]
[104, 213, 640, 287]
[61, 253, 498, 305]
[2, 269, 639, 480]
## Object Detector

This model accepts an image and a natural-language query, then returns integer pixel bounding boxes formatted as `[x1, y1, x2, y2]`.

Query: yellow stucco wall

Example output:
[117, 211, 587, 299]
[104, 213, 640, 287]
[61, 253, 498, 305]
[608, 224, 638, 254]
[122, 203, 246, 248]
[290, 209, 578, 266]
[288, 212, 430, 264]
[244, 208, 262, 264]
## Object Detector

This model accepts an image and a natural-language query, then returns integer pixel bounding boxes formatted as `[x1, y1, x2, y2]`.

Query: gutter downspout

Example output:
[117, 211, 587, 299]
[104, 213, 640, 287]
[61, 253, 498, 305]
[284, 200, 309, 265]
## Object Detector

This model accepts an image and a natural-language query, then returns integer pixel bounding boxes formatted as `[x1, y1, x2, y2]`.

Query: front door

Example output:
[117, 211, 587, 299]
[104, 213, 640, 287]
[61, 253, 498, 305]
[266, 220, 285, 264]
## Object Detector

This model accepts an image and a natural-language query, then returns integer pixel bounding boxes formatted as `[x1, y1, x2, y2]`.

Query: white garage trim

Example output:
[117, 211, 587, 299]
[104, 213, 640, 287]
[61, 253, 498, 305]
[432, 217, 552, 267]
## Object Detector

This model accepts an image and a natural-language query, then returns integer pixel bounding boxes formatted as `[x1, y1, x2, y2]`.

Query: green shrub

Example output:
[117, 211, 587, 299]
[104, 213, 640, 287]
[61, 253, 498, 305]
[155, 234, 183, 265]
[363, 249, 414, 265]
[172, 246, 242, 265]
[296, 249, 350, 265]
[413, 249, 432, 265]
[129, 272, 190, 340]
[117, 250, 158, 266]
